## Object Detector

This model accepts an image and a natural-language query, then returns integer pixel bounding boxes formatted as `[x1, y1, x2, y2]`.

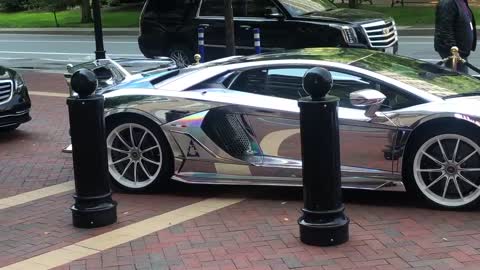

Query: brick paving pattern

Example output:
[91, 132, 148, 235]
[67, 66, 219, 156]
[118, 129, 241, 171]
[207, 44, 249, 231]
[52, 197, 480, 270]
[2, 72, 480, 270]
[0, 72, 71, 198]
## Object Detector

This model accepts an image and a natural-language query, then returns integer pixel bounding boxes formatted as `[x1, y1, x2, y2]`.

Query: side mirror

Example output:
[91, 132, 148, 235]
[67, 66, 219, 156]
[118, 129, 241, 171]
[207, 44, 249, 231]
[349, 89, 386, 117]
[265, 7, 283, 19]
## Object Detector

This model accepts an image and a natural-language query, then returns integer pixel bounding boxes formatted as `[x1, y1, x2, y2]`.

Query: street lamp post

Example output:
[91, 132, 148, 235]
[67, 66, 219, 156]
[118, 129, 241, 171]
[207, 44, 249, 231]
[92, 0, 106, 59]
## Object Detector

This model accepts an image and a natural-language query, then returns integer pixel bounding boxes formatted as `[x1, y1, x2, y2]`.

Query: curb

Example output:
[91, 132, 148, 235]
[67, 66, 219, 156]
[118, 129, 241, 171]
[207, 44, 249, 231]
[0, 28, 431, 36]
[2, 27, 478, 37]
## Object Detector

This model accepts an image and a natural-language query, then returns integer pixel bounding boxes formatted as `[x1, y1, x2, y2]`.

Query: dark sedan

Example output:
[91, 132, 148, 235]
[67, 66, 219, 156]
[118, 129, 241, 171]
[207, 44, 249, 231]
[0, 66, 31, 132]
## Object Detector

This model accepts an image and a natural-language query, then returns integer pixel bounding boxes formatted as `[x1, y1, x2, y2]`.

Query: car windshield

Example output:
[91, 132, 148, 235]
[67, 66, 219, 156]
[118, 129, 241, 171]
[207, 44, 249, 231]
[278, 0, 337, 16]
[348, 53, 480, 98]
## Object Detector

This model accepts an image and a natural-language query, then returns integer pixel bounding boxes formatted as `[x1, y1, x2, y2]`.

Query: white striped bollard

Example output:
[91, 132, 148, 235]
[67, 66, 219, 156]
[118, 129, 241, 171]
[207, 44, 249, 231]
[254, 28, 261, 54]
[198, 27, 205, 62]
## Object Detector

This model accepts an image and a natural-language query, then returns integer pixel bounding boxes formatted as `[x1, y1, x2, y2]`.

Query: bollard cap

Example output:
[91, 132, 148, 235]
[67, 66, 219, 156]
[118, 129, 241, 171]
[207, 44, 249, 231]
[71, 68, 98, 98]
[302, 67, 333, 100]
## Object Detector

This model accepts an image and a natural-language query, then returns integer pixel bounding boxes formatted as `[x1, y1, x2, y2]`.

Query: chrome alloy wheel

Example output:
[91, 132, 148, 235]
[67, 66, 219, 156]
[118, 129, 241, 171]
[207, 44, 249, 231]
[107, 123, 162, 189]
[414, 134, 480, 207]
[170, 50, 191, 67]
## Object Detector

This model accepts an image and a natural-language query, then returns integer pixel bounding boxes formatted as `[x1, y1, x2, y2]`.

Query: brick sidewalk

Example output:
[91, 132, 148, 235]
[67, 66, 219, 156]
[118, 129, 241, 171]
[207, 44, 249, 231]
[53, 194, 480, 270]
[0, 72, 71, 198]
[3, 72, 480, 270]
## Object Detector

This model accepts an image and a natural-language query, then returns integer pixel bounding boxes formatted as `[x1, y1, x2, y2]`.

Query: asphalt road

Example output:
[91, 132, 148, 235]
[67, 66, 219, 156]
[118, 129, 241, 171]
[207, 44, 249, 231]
[1, 34, 480, 72]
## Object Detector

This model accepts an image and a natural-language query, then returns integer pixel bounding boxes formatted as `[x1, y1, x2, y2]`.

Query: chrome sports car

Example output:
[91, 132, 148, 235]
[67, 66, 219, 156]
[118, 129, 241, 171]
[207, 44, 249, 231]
[101, 48, 480, 210]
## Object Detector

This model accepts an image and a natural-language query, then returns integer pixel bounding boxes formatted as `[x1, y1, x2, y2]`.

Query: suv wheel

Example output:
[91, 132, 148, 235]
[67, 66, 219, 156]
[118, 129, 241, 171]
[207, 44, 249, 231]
[167, 45, 194, 68]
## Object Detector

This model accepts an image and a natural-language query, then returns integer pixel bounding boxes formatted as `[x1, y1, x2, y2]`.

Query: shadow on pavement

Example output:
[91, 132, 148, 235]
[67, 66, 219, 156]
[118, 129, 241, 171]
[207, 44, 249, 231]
[118, 181, 420, 209]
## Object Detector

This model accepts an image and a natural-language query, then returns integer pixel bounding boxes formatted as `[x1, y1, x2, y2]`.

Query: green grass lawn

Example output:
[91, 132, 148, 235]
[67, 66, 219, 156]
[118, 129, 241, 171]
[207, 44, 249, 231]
[0, 5, 479, 28]
[0, 9, 140, 28]
[341, 5, 480, 26]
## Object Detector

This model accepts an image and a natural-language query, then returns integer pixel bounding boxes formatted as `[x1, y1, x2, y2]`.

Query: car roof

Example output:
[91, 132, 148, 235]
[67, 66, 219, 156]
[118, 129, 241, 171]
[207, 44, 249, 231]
[205, 48, 383, 66]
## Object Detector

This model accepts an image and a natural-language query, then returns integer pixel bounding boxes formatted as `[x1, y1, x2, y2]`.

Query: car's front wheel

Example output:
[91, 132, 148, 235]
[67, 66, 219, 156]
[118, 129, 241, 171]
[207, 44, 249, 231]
[106, 116, 173, 192]
[404, 125, 480, 209]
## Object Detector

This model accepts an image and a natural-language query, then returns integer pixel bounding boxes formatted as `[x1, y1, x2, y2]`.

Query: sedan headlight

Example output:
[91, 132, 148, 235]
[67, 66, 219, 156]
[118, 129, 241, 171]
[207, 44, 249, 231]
[13, 73, 25, 93]
[340, 26, 359, 44]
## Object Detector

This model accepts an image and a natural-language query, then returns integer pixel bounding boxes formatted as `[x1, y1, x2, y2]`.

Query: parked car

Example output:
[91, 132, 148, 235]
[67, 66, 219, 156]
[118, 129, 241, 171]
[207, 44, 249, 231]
[74, 48, 480, 210]
[0, 66, 31, 132]
[138, 0, 398, 67]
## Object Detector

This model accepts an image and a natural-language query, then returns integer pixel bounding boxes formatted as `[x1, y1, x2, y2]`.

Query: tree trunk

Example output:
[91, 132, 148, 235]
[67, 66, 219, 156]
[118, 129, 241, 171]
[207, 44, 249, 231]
[53, 10, 59, 27]
[81, 0, 93, 23]
[348, 0, 357, 8]
[224, 0, 235, 56]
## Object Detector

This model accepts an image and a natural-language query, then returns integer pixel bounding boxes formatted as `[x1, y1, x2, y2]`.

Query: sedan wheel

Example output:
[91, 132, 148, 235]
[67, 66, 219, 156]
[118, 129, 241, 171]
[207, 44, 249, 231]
[408, 131, 480, 209]
[106, 117, 172, 192]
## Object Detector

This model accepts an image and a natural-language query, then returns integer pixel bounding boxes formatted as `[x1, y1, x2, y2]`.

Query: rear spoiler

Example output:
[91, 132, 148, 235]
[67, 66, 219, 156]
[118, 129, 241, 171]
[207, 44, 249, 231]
[64, 57, 177, 95]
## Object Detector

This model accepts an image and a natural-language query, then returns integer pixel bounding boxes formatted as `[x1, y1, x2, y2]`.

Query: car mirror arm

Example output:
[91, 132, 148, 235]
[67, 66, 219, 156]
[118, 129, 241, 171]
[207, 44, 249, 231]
[365, 104, 382, 118]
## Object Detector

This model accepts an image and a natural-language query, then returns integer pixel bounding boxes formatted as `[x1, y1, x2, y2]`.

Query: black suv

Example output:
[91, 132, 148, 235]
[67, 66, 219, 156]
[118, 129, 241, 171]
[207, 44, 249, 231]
[0, 66, 31, 132]
[139, 0, 398, 66]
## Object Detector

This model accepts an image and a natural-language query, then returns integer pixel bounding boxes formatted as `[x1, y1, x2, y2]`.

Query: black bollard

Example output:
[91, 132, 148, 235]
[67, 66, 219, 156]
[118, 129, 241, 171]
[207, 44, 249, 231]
[298, 67, 349, 246]
[68, 68, 117, 228]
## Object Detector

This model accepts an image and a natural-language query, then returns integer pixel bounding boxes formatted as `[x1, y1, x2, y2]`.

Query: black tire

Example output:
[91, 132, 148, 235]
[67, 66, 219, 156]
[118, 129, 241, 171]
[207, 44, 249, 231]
[403, 123, 480, 210]
[0, 124, 19, 132]
[105, 115, 173, 192]
[166, 44, 194, 68]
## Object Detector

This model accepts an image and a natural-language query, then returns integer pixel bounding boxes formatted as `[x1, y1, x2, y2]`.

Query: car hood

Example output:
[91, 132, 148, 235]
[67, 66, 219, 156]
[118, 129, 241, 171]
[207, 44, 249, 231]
[298, 8, 390, 24]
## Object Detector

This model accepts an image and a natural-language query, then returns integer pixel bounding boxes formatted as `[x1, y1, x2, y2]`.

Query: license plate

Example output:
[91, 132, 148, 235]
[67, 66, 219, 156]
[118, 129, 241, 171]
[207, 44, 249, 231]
[385, 46, 394, 54]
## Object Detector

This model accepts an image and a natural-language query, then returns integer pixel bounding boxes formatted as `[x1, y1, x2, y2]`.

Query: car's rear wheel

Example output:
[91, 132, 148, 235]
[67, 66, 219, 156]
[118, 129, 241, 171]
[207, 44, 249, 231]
[106, 116, 173, 192]
[404, 126, 480, 209]
[0, 124, 19, 132]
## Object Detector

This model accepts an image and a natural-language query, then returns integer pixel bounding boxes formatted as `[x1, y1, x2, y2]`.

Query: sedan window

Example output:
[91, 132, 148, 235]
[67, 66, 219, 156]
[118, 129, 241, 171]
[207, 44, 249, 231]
[229, 67, 309, 99]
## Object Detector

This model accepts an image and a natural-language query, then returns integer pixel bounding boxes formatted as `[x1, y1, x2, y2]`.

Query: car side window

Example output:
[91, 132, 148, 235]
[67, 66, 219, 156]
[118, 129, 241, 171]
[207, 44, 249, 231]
[200, 0, 224, 16]
[233, 0, 276, 17]
[329, 70, 421, 111]
[229, 67, 309, 99]
[201, 0, 275, 17]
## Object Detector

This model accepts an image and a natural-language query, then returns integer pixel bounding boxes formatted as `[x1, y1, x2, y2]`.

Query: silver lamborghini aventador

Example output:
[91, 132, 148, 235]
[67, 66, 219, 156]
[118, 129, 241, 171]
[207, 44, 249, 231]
[100, 48, 480, 210]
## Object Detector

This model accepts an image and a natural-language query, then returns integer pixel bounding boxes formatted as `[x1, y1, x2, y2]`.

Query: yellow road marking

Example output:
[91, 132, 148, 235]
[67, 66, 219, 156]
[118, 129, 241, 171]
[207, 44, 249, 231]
[1, 197, 244, 270]
[260, 129, 300, 156]
[29, 91, 69, 98]
[0, 181, 74, 210]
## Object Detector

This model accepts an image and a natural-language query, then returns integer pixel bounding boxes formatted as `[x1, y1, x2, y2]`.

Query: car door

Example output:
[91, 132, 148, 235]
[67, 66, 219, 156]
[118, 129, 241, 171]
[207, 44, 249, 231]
[224, 66, 408, 183]
[195, 0, 229, 60]
[233, 0, 288, 55]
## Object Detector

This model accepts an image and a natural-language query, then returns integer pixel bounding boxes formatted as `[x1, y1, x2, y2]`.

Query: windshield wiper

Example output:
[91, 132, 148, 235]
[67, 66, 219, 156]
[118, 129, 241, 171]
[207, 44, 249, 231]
[445, 91, 480, 98]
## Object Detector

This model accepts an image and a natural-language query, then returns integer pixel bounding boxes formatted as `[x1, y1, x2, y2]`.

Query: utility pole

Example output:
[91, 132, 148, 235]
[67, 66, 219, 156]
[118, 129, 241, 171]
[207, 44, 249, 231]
[92, 0, 106, 59]
[224, 0, 236, 56]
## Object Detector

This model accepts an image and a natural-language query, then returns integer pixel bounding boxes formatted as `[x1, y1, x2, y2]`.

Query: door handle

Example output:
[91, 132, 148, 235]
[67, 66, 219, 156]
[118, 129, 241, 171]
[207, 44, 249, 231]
[199, 23, 210, 28]
[240, 25, 252, 30]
